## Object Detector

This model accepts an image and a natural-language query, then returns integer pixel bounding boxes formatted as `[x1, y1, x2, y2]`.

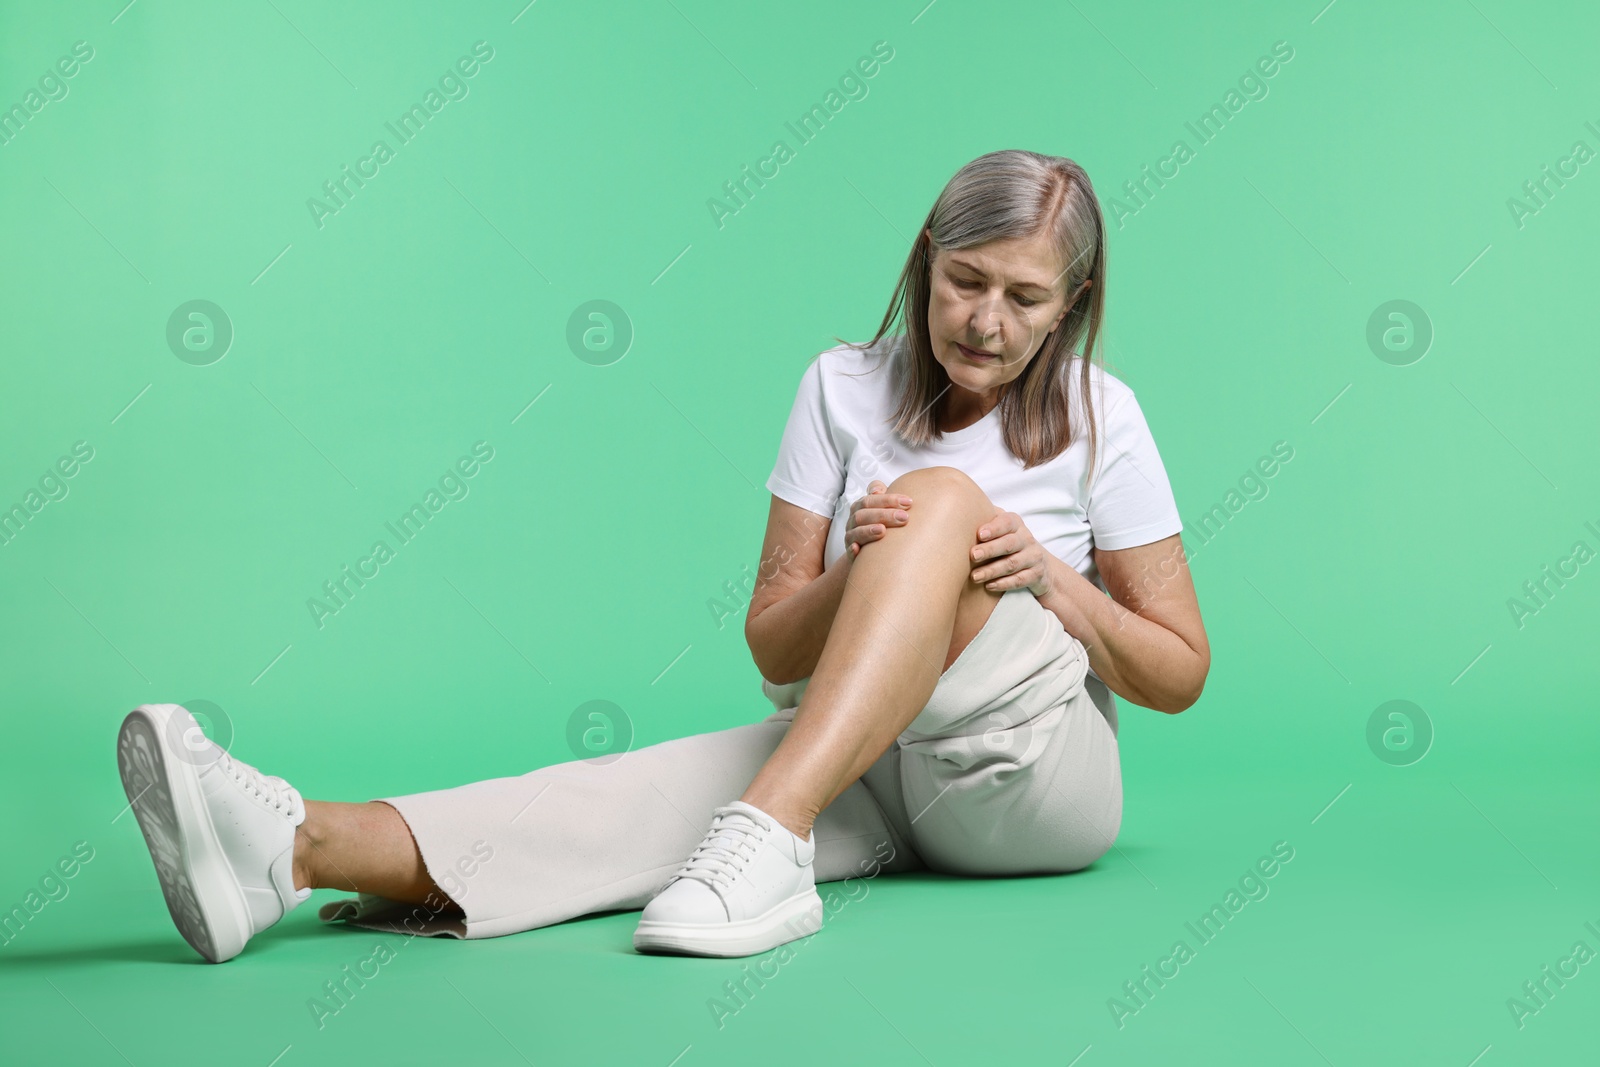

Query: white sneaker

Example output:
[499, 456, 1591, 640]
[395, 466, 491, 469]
[115, 703, 311, 963]
[633, 800, 823, 957]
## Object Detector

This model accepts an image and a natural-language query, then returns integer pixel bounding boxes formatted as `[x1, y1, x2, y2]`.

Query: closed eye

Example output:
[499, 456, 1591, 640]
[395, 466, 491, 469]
[953, 277, 1040, 306]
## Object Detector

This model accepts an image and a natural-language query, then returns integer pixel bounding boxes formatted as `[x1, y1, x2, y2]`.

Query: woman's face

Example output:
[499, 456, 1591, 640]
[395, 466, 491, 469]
[926, 228, 1082, 401]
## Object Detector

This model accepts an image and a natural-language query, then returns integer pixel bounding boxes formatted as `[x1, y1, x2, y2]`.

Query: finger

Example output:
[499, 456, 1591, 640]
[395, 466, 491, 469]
[982, 562, 1036, 590]
[857, 507, 910, 529]
[854, 496, 904, 522]
[976, 511, 1017, 540]
[971, 533, 1019, 564]
[865, 482, 901, 508]
[971, 551, 1024, 583]
[984, 571, 1030, 591]
[848, 523, 887, 549]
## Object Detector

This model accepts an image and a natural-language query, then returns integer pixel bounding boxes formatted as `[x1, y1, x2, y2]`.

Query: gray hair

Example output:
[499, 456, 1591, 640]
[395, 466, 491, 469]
[835, 149, 1109, 475]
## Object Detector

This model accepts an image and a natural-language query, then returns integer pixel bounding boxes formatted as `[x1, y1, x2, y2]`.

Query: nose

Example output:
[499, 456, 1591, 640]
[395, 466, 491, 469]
[970, 298, 1006, 346]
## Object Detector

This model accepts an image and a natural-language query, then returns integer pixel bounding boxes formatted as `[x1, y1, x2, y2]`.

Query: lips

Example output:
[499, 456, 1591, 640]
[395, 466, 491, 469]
[957, 343, 998, 362]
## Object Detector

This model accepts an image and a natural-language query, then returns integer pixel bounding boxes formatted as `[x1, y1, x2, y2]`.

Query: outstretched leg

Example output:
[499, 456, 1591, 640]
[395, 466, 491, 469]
[740, 465, 1003, 839]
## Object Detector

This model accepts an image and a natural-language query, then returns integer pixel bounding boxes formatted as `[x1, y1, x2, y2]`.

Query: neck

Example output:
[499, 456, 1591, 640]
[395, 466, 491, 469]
[940, 383, 1002, 433]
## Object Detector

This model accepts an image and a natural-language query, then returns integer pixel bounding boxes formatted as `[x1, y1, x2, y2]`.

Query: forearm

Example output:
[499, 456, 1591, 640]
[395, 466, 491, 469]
[1034, 553, 1206, 714]
[745, 553, 853, 685]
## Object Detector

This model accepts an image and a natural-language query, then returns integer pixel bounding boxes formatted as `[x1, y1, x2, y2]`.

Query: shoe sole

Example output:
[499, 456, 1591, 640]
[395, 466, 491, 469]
[633, 887, 825, 958]
[116, 704, 252, 963]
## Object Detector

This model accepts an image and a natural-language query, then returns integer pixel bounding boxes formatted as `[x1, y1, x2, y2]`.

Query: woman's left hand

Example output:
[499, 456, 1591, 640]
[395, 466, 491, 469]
[970, 510, 1053, 597]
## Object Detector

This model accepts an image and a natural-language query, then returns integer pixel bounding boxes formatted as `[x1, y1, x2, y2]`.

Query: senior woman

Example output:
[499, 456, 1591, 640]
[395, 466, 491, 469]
[116, 148, 1209, 963]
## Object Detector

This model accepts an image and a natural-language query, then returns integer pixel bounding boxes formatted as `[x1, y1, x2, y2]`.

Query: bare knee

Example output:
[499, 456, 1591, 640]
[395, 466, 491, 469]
[887, 464, 977, 496]
[885, 466, 994, 528]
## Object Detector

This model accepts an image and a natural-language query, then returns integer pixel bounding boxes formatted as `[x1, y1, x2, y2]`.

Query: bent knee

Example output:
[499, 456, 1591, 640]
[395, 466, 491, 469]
[886, 466, 992, 520]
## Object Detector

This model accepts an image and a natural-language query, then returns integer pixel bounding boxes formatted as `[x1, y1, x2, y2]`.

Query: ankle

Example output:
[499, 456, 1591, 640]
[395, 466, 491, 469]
[741, 794, 815, 842]
[292, 805, 325, 891]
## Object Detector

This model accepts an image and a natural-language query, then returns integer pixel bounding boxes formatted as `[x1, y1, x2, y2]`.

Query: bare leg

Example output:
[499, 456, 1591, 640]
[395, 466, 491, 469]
[292, 800, 456, 912]
[741, 465, 1003, 839]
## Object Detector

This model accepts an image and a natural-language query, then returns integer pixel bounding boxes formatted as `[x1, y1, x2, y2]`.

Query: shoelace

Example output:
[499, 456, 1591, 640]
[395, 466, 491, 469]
[672, 806, 772, 892]
[216, 748, 304, 821]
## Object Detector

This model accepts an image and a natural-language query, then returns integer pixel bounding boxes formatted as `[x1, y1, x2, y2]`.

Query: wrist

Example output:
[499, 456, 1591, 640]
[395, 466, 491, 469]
[1036, 554, 1096, 637]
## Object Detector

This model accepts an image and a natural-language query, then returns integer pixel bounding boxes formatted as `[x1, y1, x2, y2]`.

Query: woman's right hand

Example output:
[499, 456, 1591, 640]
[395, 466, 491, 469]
[846, 479, 913, 559]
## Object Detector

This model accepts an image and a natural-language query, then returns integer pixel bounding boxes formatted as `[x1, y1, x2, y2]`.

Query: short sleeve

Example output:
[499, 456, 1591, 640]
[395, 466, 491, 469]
[765, 356, 846, 517]
[1085, 390, 1184, 550]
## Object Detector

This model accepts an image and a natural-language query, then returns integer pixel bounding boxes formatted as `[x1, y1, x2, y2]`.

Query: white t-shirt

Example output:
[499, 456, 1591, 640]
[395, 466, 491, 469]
[765, 334, 1185, 592]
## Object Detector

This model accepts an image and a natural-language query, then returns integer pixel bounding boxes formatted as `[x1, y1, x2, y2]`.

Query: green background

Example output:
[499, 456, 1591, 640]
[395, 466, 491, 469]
[3, 0, 1596, 1063]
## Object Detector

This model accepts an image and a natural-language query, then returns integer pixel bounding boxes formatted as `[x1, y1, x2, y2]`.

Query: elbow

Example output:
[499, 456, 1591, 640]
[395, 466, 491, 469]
[748, 637, 795, 686]
[760, 664, 804, 687]
[1156, 652, 1210, 715]
[1158, 692, 1200, 715]
[744, 610, 798, 686]
[752, 658, 805, 688]
[1161, 677, 1205, 715]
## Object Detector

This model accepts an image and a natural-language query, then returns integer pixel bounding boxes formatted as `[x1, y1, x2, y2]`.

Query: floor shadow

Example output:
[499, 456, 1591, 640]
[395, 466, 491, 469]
[0, 937, 203, 969]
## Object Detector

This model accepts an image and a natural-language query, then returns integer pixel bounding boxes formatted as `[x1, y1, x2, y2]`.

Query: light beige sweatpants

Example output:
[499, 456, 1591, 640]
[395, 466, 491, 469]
[317, 588, 1124, 941]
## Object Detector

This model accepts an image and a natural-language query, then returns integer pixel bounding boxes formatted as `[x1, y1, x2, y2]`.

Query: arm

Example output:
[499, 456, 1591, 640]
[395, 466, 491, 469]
[743, 495, 847, 686]
[1032, 534, 1209, 714]
[747, 479, 921, 684]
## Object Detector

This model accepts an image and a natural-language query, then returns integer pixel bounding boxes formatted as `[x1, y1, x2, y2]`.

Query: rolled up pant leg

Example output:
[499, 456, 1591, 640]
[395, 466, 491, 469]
[317, 720, 918, 941]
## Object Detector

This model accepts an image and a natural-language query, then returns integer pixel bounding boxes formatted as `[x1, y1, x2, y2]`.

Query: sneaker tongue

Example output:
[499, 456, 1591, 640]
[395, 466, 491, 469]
[705, 813, 758, 851]
[682, 807, 765, 869]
